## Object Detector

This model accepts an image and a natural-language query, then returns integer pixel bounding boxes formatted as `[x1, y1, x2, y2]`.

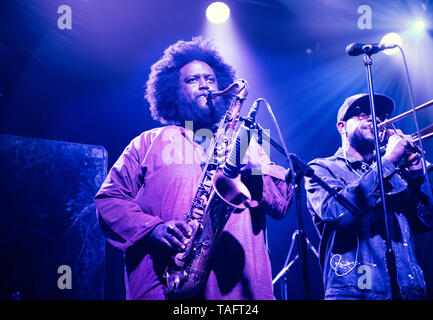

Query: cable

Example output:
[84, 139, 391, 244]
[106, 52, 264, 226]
[330, 234, 359, 277]
[397, 45, 433, 199]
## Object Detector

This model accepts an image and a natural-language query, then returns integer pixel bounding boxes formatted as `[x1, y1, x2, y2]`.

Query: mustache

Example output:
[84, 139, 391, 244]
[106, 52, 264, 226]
[176, 93, 227, 127]
[361, 123, 388, 143]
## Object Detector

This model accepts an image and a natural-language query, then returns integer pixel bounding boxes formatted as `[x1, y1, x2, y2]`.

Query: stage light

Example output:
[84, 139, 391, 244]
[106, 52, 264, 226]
[380, 32, 402, 55]
[206, 2, 230, 24]
[413, 20, 425, 32]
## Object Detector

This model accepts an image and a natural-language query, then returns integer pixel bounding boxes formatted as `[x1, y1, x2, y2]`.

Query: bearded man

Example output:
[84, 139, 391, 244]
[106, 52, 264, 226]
[305, 94, 433, 300]
[94, 37, 293, 300]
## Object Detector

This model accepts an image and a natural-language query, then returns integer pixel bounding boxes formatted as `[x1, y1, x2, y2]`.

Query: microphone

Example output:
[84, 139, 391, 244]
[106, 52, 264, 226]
[346, 42, 398, 56]
[222, 99, 261, 178]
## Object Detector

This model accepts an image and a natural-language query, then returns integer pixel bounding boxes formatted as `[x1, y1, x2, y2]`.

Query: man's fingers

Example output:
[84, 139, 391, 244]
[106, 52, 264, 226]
[166, 227, 182, 243]
[396, 129, 404, 135]
[390, 133, 406, 145]
[166, 234, 186, 251]
[167, 224, 189, 243]
[160, 237, 174, 251]
[175, 221, 193, 238]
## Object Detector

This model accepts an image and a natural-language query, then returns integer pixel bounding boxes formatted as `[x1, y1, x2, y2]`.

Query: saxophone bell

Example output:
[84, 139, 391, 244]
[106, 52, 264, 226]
[212, 171, 258, 210]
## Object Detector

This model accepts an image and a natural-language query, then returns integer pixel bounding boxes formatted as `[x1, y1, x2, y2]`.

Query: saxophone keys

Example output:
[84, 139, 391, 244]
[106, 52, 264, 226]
[174, 252, 186, 267]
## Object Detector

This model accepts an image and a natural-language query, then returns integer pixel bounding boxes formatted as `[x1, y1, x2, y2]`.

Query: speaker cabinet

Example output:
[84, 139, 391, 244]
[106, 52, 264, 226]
[0, 134, 107, 299]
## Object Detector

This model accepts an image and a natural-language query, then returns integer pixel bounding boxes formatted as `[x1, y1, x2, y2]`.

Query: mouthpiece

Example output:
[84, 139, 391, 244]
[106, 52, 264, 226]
[208, 79, 248, 99]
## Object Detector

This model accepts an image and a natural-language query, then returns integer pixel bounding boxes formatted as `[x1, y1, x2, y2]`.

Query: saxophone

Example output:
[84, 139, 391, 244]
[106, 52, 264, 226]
[164, 79, 257, 299]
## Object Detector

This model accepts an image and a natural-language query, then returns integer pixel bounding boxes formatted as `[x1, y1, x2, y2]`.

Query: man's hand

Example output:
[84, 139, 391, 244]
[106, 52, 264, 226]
[240, 156, 262, 178]
[407, 153, 423, 171]
[383, 129, 421, 168]
[149, 220, 192, 252]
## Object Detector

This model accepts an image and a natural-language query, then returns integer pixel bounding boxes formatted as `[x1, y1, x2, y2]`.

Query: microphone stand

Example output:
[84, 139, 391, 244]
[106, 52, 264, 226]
[252, 123, 319, 299]
[292, 167, 311, 300]
[363, 54, 401, 300]
[251, 108, 362, 300]
[272, 154, 364, 297]
[253, 119, 364, 300]
[280, 160, 315, 300]
[269, 153, 319, 300]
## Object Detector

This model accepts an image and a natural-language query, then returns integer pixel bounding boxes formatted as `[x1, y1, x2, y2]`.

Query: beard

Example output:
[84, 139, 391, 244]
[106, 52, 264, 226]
[351, 136, 374, 152]
[175, 94, 227, 131]
[349, 125, 377, 156]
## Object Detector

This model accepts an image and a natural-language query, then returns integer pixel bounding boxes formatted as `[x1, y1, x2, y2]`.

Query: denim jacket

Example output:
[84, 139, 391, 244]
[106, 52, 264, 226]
[305, 148, 433, 299]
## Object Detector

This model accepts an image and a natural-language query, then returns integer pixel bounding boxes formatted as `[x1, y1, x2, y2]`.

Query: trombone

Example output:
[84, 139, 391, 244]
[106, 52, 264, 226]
[378, 98, 433, 145]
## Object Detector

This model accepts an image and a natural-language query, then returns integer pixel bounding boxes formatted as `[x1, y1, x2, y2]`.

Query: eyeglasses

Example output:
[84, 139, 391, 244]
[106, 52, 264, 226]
[344, 106, 387, 122]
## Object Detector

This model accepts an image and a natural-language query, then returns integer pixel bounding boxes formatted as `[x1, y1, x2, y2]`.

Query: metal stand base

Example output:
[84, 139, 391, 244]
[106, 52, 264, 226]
[272, 230, 319, 300]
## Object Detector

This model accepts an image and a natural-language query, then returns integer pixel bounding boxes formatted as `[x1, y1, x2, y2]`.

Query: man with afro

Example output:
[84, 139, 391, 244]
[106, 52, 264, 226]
[95, 37, 293, 300]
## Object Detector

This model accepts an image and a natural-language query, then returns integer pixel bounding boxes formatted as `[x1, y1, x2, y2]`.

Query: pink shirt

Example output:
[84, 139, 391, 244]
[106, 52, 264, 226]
[95, 125, 293, 299]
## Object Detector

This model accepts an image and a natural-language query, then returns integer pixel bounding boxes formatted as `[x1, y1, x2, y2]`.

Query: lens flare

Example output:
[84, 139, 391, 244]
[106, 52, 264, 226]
[413, 20, 425, 32]
[380, 32, 402, 55]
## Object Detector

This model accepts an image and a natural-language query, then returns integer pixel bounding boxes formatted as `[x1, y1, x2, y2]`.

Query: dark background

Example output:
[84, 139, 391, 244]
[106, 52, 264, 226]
[1, 0, 433, 299]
